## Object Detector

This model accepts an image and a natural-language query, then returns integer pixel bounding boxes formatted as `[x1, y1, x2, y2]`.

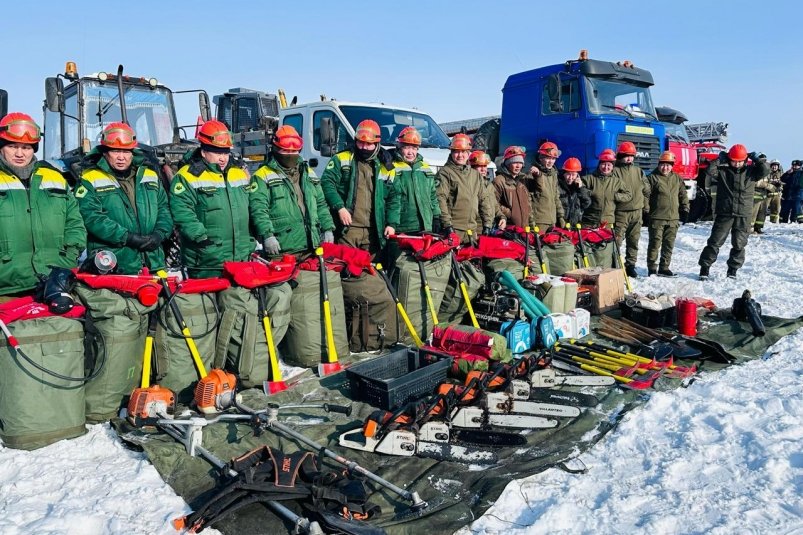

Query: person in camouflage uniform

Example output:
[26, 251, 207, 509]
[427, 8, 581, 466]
[611, 141, 649, 278]
[644, 151, 690, 277]
[751, 159, 782, 233]
[698, 144, 769, 280]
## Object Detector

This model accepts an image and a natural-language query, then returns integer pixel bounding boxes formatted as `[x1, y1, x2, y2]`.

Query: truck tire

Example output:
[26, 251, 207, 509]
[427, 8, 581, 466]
[472, 118, 501, 160]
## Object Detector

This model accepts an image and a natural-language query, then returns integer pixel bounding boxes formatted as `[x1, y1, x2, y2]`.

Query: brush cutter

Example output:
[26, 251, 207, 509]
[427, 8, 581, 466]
[315, 247, 343, 376]
[127, 312, 177, 427]
[375, 263, 424, 347]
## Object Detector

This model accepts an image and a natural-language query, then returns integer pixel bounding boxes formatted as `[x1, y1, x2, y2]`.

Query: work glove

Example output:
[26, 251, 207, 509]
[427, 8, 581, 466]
[125, 233, 151, 251]
[141, 232, 163, 252]
[263, 236, 281, 256]
[482, 226, 493, 236]
[321, 230, 334, 244]
[679, 210, 689, 224]
[431, 218, 442, 235]
[196, 238, 215, 249]
[441, 225, 454, 238]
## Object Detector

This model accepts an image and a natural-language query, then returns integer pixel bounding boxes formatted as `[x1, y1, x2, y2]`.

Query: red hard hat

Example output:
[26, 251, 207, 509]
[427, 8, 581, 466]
[658, 151, 676, 164]
[598, 149, 617, 162]
[354, 119, 381, 143]
[502, 145, 526, 161]
[449, 133, 472, 151]
[273, 125, 303, 151]
[617, 141, 637, 156]
[468, 150, 491, 167]
[396, 126, 421, 146]
[0, 112, 41, 145]
[538, 141, 560, 158]
[100, 122, 138, 150]
[562, 157, 582, 172]
[727, 143, 748, 162]
[197, 120, 233, 148]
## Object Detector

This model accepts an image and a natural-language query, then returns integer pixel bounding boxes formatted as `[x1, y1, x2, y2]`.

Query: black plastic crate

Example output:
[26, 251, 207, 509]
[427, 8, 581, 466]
[346, 347, 452, 410]
[620, 301, 677, 328]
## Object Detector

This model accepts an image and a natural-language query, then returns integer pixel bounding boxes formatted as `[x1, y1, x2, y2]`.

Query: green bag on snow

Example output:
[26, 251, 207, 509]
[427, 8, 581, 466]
[215, 284, 292, 389]
[341, 272, 398, 352]
[154, 292, 219, 403]
[543, 239, 576, 276]
[0, 316, 86, 450]
[391, 254, 451, 345]
[439, 259, 485, 323]
[75, 285, 155, 422]
[280, 269, 349, 368]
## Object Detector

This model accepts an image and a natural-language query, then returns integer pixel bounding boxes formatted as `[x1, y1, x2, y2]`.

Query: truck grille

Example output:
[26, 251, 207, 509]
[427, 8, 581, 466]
[617, 133, 661, 172]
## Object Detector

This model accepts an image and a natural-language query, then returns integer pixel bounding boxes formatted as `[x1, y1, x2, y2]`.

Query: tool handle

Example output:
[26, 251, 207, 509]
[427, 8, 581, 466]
[323, 403, 353, 416]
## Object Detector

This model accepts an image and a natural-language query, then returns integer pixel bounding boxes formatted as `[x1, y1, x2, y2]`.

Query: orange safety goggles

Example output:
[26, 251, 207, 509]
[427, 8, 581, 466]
[0, 119, 41, 144]
[100, 126, 137, 149]
[200, 130, 233, 148]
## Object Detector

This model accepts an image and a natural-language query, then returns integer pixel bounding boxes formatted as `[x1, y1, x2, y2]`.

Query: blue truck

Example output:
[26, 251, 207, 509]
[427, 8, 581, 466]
[468, 52, 665, 174]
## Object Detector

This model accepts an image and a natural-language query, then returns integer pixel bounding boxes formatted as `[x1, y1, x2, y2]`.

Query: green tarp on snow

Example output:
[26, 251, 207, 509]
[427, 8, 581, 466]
[114, 312, 803, 535]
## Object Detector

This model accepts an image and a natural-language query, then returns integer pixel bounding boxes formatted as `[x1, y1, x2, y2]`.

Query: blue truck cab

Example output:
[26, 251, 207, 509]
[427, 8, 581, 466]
[499, 54, 664, 173]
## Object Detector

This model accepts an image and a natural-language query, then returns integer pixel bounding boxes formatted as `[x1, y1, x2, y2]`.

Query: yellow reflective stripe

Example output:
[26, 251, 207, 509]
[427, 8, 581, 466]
[254, 167, 283, 182]
[307, 167, 318, 179]
[183, 170, 225, 189]
[140, 169, 159, 184]
[81, 169, 119, 189]
[393, 162, 412, 172]
[37, 168, 69, 190]
[0, 171, 25, 190]
[227, 168, 250, 187]
[336, 152, 352, 167]
[378, 167, 395, 182]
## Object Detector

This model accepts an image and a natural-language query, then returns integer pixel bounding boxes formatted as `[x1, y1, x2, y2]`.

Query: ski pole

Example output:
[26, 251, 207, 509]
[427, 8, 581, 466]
[610, 227, 633, 292]
[376, 263, 423, 347]
[533, 226, 548, 274]
[523, 226, 531, 277]
[157, 270, 207, 378]
[450, 250, 479, 328]
[417, 258, 440, 326]
[257, 286, 287, 394]
[315, 247, 342, 376]
[576, 223, 590, 268]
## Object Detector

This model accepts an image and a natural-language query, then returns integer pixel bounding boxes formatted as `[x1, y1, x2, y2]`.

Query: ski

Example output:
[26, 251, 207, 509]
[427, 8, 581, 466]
[528, 388, 600, 408]
[485, 392, 581, 418]
[451, 407, 559, 429]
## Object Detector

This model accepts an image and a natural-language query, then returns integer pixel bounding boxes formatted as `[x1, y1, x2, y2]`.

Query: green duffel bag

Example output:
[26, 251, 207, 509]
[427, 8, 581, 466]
[215, 284, 292, 389]
[584, 240, 615, 269]
[391, 254, 451, 345]
[439, 259, 485, 323]
[154, 292, 220, 403]
[341, 272, 398, 353]
[485, 257, 526, 282]
[0, 316, 86, 450]
[543, 240, 576, 276]
[280, 269, 349, 368]
[75, 285, 155, 423]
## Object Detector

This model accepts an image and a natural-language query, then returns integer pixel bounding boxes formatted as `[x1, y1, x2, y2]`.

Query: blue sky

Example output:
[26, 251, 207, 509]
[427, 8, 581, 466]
[8, 0, 803, 165]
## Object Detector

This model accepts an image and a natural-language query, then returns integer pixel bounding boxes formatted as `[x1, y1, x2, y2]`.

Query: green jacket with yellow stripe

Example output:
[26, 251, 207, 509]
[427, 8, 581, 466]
[0, 159, 86, 296]
[169, 150, 254, 277]
[320, 149, 400, 246]
[250, 156, 335, 254]
[391, 151, 440, 233]
[76, 150, 173, 274]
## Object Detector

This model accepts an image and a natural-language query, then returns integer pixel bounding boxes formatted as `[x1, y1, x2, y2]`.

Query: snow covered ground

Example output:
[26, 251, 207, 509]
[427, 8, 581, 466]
[1, 222, 802, 535]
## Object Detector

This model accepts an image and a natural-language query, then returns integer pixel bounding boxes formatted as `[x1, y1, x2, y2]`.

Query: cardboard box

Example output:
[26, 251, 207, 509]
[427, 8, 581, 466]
[563, 267, 625, 314]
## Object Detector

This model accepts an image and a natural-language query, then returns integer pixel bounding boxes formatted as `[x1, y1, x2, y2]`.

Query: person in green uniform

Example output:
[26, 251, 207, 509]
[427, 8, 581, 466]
[169, 120, 254, 277]
[320, 119, 399, 258]
[580, 149, 632, 228]
[0, 112, 85, 301]
[751, 159, 782, 232]
[644, 151, 690, 277]
[76, 122, 172, 274]
[698, 144, 769, 280]
[528, 141, 566, 229]
[391, 126, 441, 235]
[250, 125, 335, 255]
[611, 141, 650, 278]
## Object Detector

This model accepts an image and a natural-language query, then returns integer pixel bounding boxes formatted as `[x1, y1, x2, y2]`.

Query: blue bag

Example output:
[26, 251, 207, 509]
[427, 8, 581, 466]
[500, 319, 532, 354]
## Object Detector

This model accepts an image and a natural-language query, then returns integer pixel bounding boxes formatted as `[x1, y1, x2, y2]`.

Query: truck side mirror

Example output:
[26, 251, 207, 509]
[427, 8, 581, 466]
[198, 91, 211, 122]
[0, 89, 7, 118]
[547, 74, 562, 112]
[320, 117, 336, 157]
[45, 77, 64, 113]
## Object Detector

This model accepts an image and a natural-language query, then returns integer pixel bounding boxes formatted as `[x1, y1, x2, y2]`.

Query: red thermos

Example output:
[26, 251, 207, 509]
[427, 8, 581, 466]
[677, 299, 698, 336]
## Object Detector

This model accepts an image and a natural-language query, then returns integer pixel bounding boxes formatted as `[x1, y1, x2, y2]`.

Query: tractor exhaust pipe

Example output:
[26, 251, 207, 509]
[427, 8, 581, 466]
[116, 64, 128, 126]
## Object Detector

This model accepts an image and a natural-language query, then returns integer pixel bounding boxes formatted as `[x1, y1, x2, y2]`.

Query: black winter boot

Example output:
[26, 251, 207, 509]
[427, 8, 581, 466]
[625, 265, 638, 278]
[699, 266, 710, 281]
[727, 268, 737, 279]
[658, 269, 676, 278]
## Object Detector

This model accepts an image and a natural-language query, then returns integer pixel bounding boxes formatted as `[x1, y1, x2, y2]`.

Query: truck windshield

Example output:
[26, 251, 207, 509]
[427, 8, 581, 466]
[585, 77, 657, 120]
[82, 81, 175, 148]
[339, 105, 452, 148]
[664, 123, 690, 143]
